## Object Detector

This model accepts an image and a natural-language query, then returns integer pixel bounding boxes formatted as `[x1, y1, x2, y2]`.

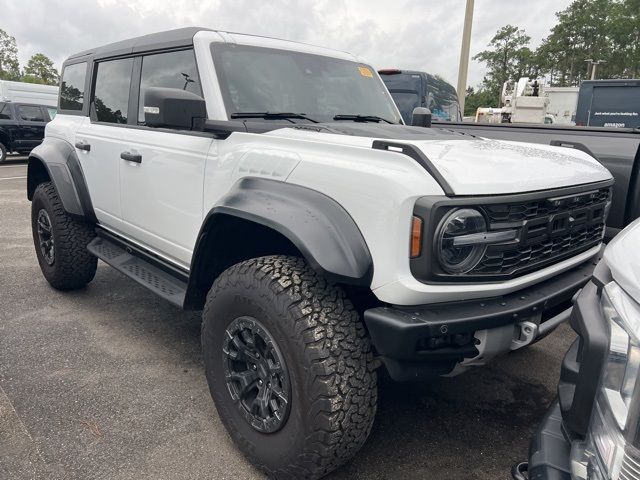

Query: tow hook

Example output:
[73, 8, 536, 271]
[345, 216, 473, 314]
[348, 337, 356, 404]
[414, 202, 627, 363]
[511, 462, 528, 479]
[510, 321, 538, 350]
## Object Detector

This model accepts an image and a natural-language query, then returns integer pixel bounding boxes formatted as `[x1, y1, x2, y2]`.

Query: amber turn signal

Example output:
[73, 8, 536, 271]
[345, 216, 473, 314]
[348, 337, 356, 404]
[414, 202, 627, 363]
[410, 216, 423, 258]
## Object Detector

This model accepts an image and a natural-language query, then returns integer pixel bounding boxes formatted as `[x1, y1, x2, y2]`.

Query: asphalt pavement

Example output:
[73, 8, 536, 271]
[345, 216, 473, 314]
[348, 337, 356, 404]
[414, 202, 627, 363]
[0, 158, 576, 479]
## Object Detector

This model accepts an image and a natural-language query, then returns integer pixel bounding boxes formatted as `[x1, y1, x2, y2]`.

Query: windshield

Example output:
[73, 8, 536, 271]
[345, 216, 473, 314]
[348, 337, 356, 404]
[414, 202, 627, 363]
[381, 72, 461, 123]
[211, 44, 402, 124]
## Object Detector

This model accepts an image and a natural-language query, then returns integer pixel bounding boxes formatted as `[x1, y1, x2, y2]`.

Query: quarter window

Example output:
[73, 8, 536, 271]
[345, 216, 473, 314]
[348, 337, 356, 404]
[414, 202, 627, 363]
[60, 62, 86, 111]
[0, 103, 12, 119]
[94, 58, 133, 124]
[138, 49, 202, 123]
[18, 105, 45, 122]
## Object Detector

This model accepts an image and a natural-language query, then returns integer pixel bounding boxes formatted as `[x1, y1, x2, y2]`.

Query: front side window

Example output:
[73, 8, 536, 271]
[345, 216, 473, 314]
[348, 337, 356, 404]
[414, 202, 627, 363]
[60, 62, 86, 111]
[0, 103, 12, 120]
[18, 105, 45, 122]
[212, 44, 401, 124]
[138, 49, 202, 123]
[93, 58, 133, 124]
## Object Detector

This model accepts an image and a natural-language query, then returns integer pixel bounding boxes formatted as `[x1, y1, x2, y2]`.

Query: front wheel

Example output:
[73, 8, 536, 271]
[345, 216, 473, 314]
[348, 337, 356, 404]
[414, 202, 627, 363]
[202, 256, 377, 479]
[0, 142, 7, 163]
[31, 182, 97, 290]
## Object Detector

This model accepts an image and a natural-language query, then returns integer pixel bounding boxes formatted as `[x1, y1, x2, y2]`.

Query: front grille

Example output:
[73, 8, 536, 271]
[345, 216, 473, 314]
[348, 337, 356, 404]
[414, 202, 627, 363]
[483, 188, 611, 223]
[471, 187, 611, 277]
[620, 447, 640, 480]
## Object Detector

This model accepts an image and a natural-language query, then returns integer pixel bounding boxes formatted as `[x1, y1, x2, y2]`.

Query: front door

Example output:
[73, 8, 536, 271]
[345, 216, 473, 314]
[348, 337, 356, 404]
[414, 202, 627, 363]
[118, 48, 212, 269]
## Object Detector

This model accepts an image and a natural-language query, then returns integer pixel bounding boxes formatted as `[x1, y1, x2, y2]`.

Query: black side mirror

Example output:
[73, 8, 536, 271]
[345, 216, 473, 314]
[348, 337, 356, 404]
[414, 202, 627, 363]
[143, 87, 206, 130]
[412, 107, 432, 127]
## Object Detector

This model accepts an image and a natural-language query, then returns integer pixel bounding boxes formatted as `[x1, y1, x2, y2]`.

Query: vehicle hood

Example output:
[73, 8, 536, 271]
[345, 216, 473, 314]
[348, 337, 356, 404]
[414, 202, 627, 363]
[267, 124, 612, 195]
[604, 219, 640, 304]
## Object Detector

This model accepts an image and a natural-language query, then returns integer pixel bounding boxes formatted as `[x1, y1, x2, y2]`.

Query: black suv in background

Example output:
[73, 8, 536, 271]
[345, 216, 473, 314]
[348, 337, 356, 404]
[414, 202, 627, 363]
[0, 102, 55, 162]
[378, 69, 461, 124]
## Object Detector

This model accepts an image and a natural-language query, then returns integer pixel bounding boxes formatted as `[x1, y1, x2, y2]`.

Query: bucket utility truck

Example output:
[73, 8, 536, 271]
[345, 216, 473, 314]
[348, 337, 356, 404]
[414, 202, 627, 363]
[27, 28, 613, 479]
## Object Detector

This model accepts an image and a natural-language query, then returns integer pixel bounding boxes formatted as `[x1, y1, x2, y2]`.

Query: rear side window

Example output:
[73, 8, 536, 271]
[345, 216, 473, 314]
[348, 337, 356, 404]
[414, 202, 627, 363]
[0, 103, 12, 119]
[94, 58, 133, 124]
[60, 62, 87, 111]
[18, 105, 45, 122]
[137, 49, 202, 123]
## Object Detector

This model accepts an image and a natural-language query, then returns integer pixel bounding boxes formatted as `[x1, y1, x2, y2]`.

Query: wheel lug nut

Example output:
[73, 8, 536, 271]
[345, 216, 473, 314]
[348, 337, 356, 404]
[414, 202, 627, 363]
[258, 380, 263, 386]
[252, 364, 257, 370]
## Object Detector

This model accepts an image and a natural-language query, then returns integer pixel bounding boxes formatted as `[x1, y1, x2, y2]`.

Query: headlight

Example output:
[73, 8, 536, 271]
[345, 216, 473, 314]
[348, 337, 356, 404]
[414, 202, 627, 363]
[436, 208, 487, 274]
[572, 281, 640, 480]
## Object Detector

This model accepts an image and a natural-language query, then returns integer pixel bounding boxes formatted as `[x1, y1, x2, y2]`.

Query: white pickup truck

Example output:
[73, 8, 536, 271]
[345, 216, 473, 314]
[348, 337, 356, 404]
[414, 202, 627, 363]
[27, 27, 613, 479]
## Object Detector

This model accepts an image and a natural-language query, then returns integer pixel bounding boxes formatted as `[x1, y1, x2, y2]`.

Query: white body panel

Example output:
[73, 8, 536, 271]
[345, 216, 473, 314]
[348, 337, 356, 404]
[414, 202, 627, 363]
[117, 129, 213, 267]
[74, 118, 126, 231]
[0, 80, 58, 106]
[604, 218, 640, 304]
[48, 30, 613, 310]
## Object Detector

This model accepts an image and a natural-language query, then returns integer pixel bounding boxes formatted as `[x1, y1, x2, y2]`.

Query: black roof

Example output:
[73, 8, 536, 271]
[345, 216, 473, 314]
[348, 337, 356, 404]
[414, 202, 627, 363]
[67, 27, 212, 62]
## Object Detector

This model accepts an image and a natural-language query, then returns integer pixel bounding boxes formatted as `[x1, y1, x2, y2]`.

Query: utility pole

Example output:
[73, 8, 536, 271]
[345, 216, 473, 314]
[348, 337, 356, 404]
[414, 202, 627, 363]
[457, 0, 475, 117]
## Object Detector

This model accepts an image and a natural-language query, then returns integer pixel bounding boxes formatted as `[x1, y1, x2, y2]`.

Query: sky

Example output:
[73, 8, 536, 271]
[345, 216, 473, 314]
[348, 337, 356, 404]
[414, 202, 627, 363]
[2, 0, 574, 88]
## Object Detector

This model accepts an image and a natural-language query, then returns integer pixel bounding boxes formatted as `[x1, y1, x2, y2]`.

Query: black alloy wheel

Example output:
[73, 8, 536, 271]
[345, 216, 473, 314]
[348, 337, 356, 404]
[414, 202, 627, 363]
[223, 316, 291, 433]
[36, 208, 55, 265]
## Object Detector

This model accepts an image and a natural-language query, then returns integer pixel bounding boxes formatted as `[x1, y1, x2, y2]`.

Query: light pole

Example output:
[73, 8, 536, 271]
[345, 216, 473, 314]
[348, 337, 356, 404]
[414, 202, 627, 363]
[585, 59, 606, 80]
[457, 0, 475, 117]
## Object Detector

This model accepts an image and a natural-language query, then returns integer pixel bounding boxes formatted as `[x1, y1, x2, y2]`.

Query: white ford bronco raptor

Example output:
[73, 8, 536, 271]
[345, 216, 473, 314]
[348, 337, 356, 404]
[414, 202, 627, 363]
[28, 27, 613, 479]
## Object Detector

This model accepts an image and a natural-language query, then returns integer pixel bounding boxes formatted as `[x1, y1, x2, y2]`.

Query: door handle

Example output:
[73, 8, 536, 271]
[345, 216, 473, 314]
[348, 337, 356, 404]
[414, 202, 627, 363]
[120, 151, 142, 163]
[75, 141, 91, 152]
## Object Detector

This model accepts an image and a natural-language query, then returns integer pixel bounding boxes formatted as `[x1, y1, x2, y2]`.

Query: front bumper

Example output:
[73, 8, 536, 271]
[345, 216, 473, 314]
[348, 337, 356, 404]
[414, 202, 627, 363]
[518, 258, 612, 479]
[363, 248, 604, 381]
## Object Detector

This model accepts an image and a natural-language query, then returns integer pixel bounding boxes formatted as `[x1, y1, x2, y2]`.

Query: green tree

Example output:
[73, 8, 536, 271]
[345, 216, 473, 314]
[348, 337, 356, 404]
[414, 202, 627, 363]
[473, 25, 532, 103]
[609, 0, 640, 78]
[464, 87, 496, 117]
[0, 29, 20, 80]
[23, 53, 59, 85]
[536, 0, 614, 85]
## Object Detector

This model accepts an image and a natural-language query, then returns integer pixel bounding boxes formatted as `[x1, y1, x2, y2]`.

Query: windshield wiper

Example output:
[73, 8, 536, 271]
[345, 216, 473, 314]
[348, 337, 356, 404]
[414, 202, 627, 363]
[230, 112, 319, 123]
[333, 114, 395, 124]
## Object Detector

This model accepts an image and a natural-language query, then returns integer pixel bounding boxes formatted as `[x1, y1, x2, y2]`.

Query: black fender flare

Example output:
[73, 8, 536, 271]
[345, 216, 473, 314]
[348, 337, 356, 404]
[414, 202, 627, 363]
[191, 177, 373, 285]
[27, 137, 96, 222]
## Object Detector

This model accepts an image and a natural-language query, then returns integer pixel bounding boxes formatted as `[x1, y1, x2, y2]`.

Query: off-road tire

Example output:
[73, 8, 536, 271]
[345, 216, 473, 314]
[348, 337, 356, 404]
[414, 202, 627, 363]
[201, 255, 377, 479]
[0, 142, 7, 163]
[31, 181, 97, 290]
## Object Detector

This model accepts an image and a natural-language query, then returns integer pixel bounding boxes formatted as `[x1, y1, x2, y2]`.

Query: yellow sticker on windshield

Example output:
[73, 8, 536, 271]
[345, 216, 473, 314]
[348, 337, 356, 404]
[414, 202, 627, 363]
[358, 66, 373, 78]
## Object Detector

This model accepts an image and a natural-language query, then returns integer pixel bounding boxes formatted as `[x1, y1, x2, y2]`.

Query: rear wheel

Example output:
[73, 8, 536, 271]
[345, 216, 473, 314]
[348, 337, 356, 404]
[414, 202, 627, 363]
[202, 255, 377, 479]
[31, 182, 97, 290]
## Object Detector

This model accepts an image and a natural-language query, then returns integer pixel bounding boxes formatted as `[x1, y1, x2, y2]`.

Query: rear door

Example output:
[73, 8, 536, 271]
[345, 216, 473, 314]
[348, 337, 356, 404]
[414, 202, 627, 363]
[15, 104, 48, 150]
[74, 57, 135, 231]
[117, 49, 213, 268]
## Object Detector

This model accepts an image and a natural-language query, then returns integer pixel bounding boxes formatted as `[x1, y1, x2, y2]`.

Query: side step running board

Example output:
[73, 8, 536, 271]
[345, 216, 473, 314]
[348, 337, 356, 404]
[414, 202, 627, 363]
[87, 237, 187, 307]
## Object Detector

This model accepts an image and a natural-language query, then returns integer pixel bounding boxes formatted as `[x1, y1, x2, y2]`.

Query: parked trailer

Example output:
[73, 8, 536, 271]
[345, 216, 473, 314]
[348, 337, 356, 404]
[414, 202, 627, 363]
[575, 79, 640, 128]
[0, 80, 58, 107]
[543, 86, 579, 125]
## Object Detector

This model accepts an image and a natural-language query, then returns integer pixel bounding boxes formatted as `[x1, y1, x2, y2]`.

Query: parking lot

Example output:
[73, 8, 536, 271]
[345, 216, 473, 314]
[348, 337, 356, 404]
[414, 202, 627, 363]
[0, 159, 575, 480]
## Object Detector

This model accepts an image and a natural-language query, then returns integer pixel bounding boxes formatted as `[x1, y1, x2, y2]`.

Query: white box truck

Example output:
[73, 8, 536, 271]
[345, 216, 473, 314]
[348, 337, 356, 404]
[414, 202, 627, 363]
[0, 80, 58, 107]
